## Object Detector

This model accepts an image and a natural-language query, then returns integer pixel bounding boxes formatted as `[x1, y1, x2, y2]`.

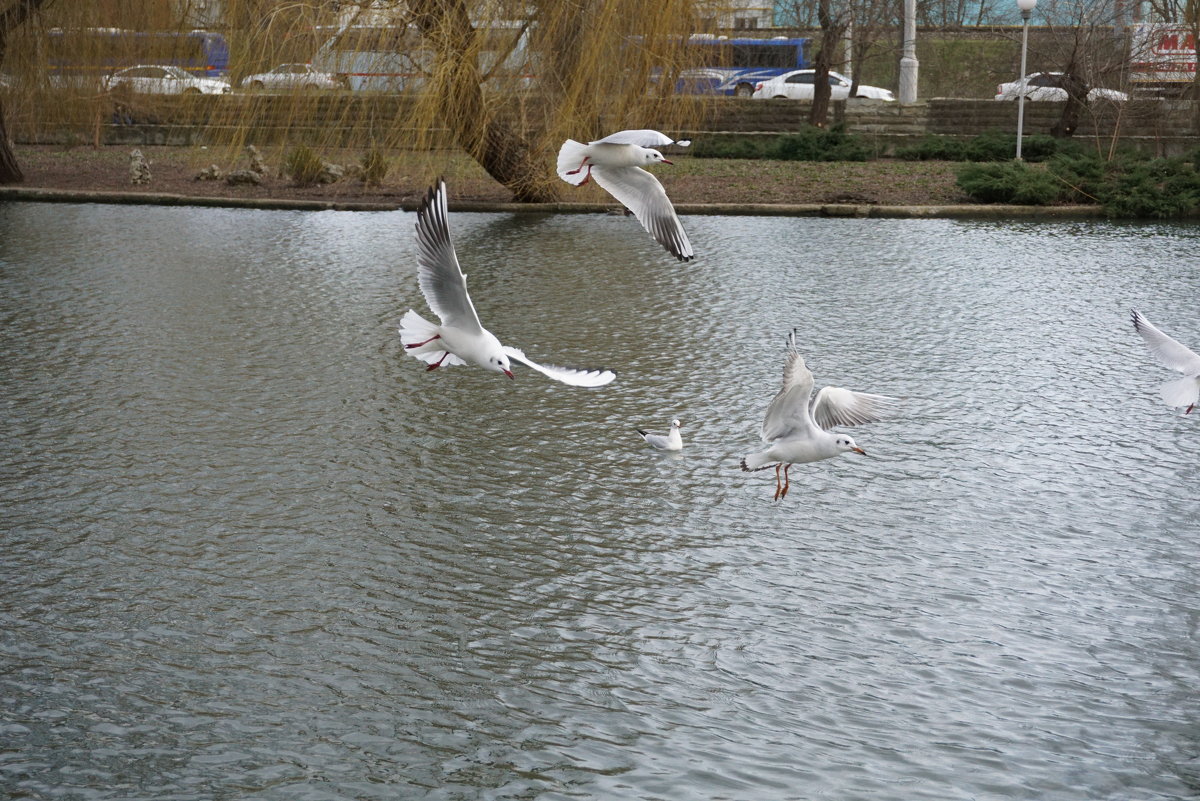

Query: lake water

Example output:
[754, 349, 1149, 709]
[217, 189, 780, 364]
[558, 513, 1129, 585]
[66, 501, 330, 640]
[2, 201, 1199, 801]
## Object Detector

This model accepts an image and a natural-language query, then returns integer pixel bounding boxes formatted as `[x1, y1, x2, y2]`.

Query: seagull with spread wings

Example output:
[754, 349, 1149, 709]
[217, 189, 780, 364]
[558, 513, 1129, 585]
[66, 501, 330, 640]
[399, 180, 616, 388]
[557, 129, 694, 263]
[741, 330, 898, 500]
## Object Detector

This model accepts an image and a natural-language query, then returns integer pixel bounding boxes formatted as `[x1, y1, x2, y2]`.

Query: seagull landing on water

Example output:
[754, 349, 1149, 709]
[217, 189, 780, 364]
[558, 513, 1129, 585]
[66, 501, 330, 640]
[1131, 309, 1200, 414]
[398, 180, 616, 388]
[741, 330, 899, 501]
[637, 418, 683, 452]
[556, 129, 694, 263]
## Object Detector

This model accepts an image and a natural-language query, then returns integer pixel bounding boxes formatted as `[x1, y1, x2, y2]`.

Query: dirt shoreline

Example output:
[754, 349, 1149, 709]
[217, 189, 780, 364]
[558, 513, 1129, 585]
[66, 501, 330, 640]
[3, 143, 1102, 217]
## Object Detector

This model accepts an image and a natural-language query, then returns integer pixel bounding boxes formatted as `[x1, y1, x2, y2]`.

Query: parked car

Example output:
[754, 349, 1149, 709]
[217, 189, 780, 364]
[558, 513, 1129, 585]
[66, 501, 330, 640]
[994, 72, 1129, 102]
[240, 63, 344, 90]
[751, 69, 894, 101]
[101, 65, 231, 95]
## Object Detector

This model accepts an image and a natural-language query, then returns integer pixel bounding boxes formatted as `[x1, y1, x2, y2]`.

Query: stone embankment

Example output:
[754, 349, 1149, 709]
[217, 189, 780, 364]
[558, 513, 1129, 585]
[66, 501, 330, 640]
[6, 93, 1197, 156]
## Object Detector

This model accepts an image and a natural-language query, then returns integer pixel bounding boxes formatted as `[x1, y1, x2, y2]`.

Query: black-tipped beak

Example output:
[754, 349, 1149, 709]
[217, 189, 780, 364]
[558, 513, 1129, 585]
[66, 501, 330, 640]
[662, 158, 674, 165]
[504, 369, 514, 379]
[852, 446, 867, 455]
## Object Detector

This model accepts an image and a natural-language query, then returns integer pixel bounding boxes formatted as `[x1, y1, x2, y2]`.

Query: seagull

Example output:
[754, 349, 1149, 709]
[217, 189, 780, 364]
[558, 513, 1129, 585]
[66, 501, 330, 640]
[1131, 309, 1200, 414]
[556, 129, 694, 262]
[399, 180, 616, 388]
[741, 330, 898, 501]
[637, 418, 683, 451]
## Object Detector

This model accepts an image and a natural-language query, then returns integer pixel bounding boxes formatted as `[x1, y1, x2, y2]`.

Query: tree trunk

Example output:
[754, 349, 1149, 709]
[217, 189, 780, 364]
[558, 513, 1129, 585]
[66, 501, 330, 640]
[0, 0, 53, 185]
[808, 0, 846, 128]
[409, 0, 556, 203]
[1050, 71, 1088, 138]
[0, 99, 22, 183]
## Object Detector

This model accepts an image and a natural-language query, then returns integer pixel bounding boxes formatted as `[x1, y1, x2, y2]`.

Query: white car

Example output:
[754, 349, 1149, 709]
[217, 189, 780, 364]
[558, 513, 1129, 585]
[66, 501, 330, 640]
[752, 69, 895, 101]
[240, 63, 344, 90]
[994, 72, 1128, 102]
[101, 65, 231, 95]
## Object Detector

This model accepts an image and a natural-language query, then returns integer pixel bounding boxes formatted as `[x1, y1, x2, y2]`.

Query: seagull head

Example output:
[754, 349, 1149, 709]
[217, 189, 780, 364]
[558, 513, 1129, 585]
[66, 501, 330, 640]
[671, 419, 682, 429]
[836, 435, 866, 455]
[642, 148, 672, 166]
[485, 352, 514, 379]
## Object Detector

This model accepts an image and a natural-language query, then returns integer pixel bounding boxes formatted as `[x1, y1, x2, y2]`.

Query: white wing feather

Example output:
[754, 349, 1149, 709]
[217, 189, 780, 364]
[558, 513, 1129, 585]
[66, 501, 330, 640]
[414, 181, 483, 334]
[591, 129, 690, 148]
[502, 346, 616, 388]
[760, 334, 816, 442]
[590, 166, 694, 262]
[1131, 310, 1200, 376]
[811, 387, 900, 430]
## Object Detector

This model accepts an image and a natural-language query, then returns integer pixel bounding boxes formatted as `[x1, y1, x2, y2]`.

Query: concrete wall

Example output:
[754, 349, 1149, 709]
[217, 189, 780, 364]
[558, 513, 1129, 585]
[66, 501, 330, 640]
[10, 93, 1199, 155]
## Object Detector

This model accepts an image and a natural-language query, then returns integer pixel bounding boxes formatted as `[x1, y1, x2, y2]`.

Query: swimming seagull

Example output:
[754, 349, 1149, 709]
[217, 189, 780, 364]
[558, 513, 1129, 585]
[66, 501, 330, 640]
[399, 180, 616, 388]
[1131, 309, 1200, 414]
[637, 418, 683, 451]
[741, 330, 899, 501]
[556, 129, 694, 262]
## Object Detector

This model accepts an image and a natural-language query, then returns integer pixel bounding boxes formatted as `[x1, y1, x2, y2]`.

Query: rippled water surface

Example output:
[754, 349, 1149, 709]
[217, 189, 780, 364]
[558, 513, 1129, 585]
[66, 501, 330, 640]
[3, 201, 1200, 800]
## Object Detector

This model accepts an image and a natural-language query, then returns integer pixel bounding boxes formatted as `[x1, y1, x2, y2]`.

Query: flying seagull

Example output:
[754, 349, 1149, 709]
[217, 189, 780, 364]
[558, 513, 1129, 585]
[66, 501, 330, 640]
[399, 180, 616, 388]
[1131, 309, 1200, 414]
[637, 418, 684, 451]
[741, 330, 898, 500]
[557, 129, 694, 262]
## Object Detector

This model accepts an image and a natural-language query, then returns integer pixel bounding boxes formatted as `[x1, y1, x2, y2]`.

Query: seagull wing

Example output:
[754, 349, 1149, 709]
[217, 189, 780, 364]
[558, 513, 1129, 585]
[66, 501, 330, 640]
[1131, 310, 1200, 376]
[590, 166, 694, 262]
[502, 346, 616, 387]
[810, 387, 899, 430]
[760, 332, 817, 442]
[592, 129, 690, 148]
[414, 180, 483, 335]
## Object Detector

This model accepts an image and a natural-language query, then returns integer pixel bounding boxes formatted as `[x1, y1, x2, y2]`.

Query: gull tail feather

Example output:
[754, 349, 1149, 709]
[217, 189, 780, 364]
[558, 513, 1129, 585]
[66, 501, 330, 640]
[399, 309, 465, 367]
[1160, 376, 1200, 409]
[556, 139, 590, 186]
[740, 452, 775, 472]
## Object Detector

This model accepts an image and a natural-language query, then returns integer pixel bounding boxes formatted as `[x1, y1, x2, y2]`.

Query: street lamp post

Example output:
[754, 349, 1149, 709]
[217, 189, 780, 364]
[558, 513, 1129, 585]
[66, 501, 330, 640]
[1015, 0, 1037, 160]
[898, 0, 918, 103]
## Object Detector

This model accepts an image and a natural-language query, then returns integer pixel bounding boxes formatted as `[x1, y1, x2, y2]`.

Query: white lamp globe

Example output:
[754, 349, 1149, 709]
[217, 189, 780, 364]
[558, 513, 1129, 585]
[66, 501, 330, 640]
[1017, 0, 1037, 12]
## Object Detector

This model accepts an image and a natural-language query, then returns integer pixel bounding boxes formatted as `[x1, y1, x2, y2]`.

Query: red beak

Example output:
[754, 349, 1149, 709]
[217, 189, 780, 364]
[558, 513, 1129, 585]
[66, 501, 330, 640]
[504, 369, 514, 379]
[662, 158, 674, 165]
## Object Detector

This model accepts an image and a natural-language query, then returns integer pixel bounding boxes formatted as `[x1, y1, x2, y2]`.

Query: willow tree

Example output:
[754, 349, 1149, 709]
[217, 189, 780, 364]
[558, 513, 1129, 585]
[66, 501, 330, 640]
[223, 0, 707, 202]
[0, 0, 51, 184]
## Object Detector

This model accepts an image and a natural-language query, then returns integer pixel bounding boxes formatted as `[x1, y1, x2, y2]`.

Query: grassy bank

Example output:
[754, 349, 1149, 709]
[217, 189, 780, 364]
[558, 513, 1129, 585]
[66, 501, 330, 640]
[10, 143, 972, 207]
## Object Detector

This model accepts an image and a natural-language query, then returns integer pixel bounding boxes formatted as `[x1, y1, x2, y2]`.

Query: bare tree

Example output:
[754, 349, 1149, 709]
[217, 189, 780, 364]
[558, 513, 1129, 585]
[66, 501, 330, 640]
[1037, 0, 1128, 139]
[844, 0, 899, 97]
[810, 0, 849, 127]
[0, 0, 51, 184]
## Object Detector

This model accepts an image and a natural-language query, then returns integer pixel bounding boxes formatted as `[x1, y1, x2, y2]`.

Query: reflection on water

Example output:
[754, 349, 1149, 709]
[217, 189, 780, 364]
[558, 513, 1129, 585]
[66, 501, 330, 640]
[2, 202, 1200, 800]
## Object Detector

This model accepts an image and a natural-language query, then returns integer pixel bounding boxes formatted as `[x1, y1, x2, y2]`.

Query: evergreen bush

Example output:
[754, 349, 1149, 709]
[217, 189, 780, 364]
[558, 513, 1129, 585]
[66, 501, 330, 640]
[1098, 155, 1200, 218]
[771, 126, 872, 162]
[955, 162, 1065, 204]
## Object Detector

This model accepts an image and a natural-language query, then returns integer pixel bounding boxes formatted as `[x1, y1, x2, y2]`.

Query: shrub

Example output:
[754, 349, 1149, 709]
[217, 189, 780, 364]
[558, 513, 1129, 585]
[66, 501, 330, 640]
[1099, 156, 1200, 218]
[894, 131, 1082, 163]
[955, 162, 1066, 204]
[691, 137, 774, 159]
[771, 125, 872, 162]
[360, 149, 390, 185]
[283, 145, 326, 185]
[894, 135, 970, 161]
[1046, 151, 1109, 203]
